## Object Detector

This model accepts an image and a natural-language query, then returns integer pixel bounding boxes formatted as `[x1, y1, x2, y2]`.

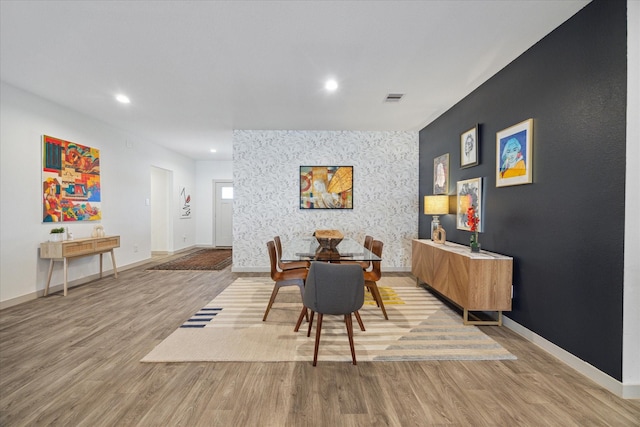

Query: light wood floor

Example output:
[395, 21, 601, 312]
[1, 253, 639, 426]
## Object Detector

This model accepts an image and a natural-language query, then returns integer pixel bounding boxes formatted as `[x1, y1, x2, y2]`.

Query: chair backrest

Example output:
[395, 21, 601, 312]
[274, 235, 286, 270]
[266, 241, 279, 280]
[304, 262, 364, 315]
[363, 235, 374, 251]
[360, 235, 375, 270]
[368, 240, 383, 281]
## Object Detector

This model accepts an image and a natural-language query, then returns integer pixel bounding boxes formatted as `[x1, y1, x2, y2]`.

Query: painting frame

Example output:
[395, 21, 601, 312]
[460, 125, 479, 168]
[433, 153, 449, 195]
[42, 134, 101, 222]
[179, 186, 192, 219]
[299, 165, 353, 210]
[456, 177, 483, 232]
[496, 118, 533, 187]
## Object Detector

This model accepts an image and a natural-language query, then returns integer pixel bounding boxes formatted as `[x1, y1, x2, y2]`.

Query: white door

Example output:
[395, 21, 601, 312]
[214, 180, 233, 247]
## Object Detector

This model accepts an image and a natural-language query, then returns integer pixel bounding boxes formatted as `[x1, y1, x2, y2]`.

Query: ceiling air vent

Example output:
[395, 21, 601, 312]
[384, 93, 404, 103]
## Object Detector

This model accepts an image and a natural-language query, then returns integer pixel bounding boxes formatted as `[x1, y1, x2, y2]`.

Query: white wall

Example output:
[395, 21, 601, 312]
[623, 0, 640, 392]
[232, 130, 419, 272]
[195, 160, 233, 246]
[0, 82, 197, 304]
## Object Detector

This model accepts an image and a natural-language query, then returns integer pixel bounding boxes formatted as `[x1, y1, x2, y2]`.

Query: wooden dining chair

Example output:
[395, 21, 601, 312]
[363, 240, 388, 320]
[274, 236, 310, 271]
[299, 261, 365, 366]
[263, 241, 308, 322]
[339, 235, 374, 270]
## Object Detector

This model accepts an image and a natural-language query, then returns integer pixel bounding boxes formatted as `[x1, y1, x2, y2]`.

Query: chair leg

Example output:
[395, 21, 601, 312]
[262, 284, 280, 321]
[307, 311, 315, 337]
[312, 313, 323, 366]
[294, 306, 307, 332]
[369, 282, 388, 320]
[345, 314, 357, 365]
[354, 311, 365, 331]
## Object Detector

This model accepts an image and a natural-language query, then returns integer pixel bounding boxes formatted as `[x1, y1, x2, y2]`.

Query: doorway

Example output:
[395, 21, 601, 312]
[213, 180, 233, 247]
[150, 166, 172, 254]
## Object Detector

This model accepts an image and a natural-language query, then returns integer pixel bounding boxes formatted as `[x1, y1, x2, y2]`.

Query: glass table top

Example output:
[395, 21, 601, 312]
[279, 237, 381, 262]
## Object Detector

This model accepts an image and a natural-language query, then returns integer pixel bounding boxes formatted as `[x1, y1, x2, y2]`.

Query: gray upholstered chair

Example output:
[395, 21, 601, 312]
[300, 261, 365, 366]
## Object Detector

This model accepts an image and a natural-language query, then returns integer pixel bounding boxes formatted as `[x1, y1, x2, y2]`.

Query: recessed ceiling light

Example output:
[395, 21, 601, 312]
[210, 149, 217, 153]
[325, 79, 338, 92]
[115, 94, 130, 104]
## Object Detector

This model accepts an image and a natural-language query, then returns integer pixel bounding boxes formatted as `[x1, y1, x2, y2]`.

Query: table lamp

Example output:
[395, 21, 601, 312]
[424, 195, 449, 241]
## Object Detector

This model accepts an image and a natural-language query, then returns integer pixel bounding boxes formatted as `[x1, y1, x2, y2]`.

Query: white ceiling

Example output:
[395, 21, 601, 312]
[1, 0, 589, 161]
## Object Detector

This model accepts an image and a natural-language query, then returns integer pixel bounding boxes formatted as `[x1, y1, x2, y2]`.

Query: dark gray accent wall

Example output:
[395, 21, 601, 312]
[418, 0, 626, 380]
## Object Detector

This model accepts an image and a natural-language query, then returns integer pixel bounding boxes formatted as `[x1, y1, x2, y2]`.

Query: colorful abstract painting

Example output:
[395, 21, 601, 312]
[42, 135, 101, 222]
[300, 166, 353, 209]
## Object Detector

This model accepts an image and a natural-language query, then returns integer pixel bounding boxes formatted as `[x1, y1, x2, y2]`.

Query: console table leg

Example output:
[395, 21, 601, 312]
[44, 259, 54, 296]
[63, 257, 68, 296]
[99, 253, 103, 278]
[110, 250, 118, 278]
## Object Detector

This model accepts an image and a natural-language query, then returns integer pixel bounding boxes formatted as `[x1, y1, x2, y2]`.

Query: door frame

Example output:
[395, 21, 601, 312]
[213, 179, 233, 247]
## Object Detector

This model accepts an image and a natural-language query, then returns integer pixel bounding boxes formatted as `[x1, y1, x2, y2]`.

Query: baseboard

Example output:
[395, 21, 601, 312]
[232, 267, 270, 273]
[502, 315, 640, 399]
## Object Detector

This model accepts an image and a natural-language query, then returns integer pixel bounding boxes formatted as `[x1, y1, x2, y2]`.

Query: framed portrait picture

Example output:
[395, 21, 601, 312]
[456, 177, 483, 231]
[496, 119, 533, 187]
[300, 166, 353, 209]
[433, 153, 449, 195]
[460, 125, 479, 168]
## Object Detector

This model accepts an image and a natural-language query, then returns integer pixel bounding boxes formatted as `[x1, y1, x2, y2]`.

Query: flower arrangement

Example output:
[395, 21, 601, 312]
[466, 205, 480, 252]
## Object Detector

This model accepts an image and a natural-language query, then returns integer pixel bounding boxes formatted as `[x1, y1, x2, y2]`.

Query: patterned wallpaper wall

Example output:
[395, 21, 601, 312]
[232, 130, 419, 271]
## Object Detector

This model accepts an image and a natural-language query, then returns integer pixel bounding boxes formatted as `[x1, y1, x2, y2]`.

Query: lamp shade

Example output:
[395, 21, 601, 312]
[424, 195, 449, 215]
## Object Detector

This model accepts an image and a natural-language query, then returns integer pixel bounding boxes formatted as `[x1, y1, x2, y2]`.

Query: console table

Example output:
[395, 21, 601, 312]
[412, 239, 512, 325]
[40, 236, 120, 296]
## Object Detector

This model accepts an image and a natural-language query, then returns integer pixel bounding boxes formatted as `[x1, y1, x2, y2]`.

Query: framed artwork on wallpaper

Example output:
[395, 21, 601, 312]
[42, 135, 101, 222]
[300, 166, 353, 209]
[496, 118, 533, 187]
[456, 177, 483, 231]
[460, 125, 479, 168]
[433, 153, 449, 195]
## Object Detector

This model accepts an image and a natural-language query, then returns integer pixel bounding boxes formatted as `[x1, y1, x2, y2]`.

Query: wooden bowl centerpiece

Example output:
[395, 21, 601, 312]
[315, 229, 344, 250]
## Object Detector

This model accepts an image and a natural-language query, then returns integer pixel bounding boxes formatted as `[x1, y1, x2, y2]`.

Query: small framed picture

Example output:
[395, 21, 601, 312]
[496, 119, 533, 187]
[433, 153, 449, 195]
[460, 125, 478, 168]
[456, 177, 483, 231]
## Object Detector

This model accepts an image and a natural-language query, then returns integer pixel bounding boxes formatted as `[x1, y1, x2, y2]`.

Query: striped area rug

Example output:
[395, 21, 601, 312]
[141, 276, 516, 363]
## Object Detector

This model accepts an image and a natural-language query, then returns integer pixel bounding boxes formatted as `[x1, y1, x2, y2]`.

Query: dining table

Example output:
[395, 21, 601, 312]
[279, 236, 381, 263]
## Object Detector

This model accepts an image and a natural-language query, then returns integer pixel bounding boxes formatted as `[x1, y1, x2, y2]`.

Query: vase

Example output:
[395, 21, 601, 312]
[49, 233, 63, 242]
[470, 233, 480, 252]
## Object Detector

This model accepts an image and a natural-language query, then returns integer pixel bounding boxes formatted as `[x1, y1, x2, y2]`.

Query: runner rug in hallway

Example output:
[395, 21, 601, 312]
[147, 248, 232, 271]
[141, 276, 516, 363]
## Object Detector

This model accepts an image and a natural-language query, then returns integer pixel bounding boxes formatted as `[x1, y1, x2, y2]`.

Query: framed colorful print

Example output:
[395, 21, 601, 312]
[433, 153, 449, 195]
[496, 119, 533, 187]
[456, 177, 483, 231]
[300, 166, 353, 209]
[42, 135, 101, 222]
[460, 125, 479, 168]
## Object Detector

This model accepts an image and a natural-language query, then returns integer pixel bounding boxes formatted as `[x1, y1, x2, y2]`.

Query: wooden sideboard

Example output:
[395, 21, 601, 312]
[40, 236, 120, 296]
[412, 239, 512, 325]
